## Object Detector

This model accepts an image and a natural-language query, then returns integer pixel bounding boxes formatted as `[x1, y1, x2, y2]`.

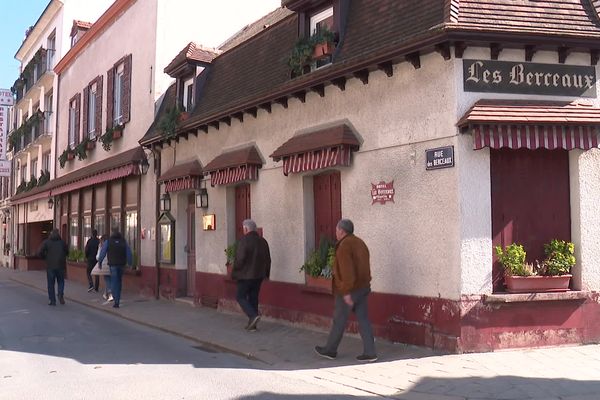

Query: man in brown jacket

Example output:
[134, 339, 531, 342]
[232, 219, 271, 331]
[315, 219, 377, 362]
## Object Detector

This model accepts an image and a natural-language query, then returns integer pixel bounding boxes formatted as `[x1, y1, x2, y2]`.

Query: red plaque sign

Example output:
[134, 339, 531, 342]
[371, 181, 395, 205]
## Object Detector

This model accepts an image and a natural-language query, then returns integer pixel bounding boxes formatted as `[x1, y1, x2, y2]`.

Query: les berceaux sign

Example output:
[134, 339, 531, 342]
[463, 59, 597, 97]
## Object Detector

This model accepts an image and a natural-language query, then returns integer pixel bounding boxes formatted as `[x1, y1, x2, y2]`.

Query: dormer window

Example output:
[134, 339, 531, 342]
[183, 77, 194, 112]
[70, 20, 91, 48]
[309, 6, 334, 70]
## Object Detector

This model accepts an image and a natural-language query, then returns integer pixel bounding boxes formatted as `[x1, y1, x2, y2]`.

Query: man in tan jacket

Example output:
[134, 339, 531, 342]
[315, 219, 377, 362]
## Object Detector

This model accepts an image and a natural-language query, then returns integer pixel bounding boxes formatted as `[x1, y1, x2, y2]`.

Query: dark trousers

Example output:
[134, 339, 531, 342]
[236, 278, 263, 319]
[47, 268, 65, 304]
[324, 287, 376, 356]
[86, 259, 99, 290]
[110, 265, 124, 306]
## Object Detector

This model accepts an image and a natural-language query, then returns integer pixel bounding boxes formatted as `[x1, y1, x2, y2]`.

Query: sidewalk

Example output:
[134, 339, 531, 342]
[5, 267, 600, 399]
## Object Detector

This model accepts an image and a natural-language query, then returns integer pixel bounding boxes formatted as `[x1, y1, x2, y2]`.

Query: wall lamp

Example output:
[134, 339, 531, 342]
[195, 188, 208, 209]
[160, 192, 171, 212]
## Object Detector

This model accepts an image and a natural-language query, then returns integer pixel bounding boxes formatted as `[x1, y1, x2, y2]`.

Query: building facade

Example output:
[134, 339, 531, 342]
[141, 0, 600, 352]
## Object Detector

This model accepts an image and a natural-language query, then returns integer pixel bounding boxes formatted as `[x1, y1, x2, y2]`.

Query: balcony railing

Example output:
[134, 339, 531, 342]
[11, 47, 49, 104]
[8, 111, 46, 154]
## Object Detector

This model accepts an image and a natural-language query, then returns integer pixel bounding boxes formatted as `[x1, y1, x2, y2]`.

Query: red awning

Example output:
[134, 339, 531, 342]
[159, 160, 203, 193]
[204, 146, 263, 186]
[53, 164, 138, 196]
[270, 124, 361, 176]
[459, 100, 600, 150]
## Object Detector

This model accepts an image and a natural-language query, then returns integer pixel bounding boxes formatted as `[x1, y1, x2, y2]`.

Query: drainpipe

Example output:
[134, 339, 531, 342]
[154, 149, 161, 299]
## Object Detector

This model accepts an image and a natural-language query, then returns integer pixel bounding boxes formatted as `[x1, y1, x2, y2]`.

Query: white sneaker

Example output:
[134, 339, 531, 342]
[102, 300, 111, 305]
[102, 293, 108, 300]
[108, 295, 114, 302]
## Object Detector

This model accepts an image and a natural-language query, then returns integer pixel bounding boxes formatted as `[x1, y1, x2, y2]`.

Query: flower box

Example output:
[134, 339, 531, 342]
[505, 274, 572, 293]
[113, 127, 123, 139]
[178, 112, 190, 122]
[86, 141, 96, 150]
[67, 152, 75, 160]
[305, 275, 332, 293]
[313, 41, 334, 59]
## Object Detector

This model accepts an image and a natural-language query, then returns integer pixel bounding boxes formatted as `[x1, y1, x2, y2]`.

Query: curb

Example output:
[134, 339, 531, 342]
[9, 275, 268, 364]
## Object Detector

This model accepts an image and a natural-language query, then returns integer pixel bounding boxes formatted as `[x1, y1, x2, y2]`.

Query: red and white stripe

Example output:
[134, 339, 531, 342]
[209, 164, 259, 186]
[164, 176, 201, 193]
[472, 125, 599, 150]
[282, 145, 351, 176]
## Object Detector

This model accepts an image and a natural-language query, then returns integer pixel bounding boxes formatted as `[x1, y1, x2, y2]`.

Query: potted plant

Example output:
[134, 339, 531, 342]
[224, 242, 237, 278]
[112, 123, 124, 139]
[86, 138, 96, 150]
[100, 127, 114, 151]
[288, 26, 337, 77]
[158, 106, 182, 138]
[311, 25, 336, 59]
[496, 241, 575, 293]
[288, 36, 314, 77]
[75, 139, 89, 161]
[58, 147, 74, 168]
[300, 237, 335, 291]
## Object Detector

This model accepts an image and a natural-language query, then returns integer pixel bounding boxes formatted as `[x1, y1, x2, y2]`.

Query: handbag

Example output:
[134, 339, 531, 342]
[90, 262, 110, 276]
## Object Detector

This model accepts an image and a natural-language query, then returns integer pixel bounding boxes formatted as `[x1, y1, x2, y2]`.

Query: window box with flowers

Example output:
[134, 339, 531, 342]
[58, 147, 75, 168]
[99, 124, 124, 152]
[288, 26, 337, 77]
[300, 238, 335, 292]
[496, 239, 576, 293]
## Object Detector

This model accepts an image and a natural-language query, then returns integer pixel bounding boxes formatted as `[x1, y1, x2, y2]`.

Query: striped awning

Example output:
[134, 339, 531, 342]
[271, 124, 361, 176]
[53, 164, 139, 196]
[204, 146, 263, 186]
[159, 160, 203, 193]
[459, 100, 600, 151]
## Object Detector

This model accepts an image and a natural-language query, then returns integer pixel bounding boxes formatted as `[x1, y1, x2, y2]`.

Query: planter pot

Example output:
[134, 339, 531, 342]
[313, 42, 334, 59]
[505, 274, 572, 293]
[306, 275, 332, 292]
[226, 263, 233, 279]
[178, 112, 190, 122]
[113, 128, 123, 139]
[86, 141, 96, 150]
[67, 152, 75, 160]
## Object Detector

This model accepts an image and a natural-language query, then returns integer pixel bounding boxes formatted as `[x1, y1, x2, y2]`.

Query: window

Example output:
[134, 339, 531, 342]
[82, 216, 92, 247]
[114, 65, 124, 125]
[46, 32, 56, 69]
[42, 152, 50, 172]
[31, 159, 38, 178]
[309, 6, 334, 70]
[313, 171, 341, 248]
[94, 214, 106, 237]
[107, 55, 131, 129]
[20, 164, 27, 183]
[68, 94, 80, 146]
[159, 213, 175, 264]
[235, 184, 251, 240]
[125, 211, 138, 267]
[183, 78, 194, 111]
[110, 211, 121, 232]
[44, 92, 53, 135]
[69, 216, 79, 250]
[83, 77, 102, 140]
[88, 84, 96, 136]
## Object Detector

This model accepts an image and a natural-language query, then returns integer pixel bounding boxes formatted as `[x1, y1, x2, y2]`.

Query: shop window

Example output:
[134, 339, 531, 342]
[94, 214, 106, 237]
[313, 171, 341, 247]
[125, 210, 138, 267]
[110, 212, 122, 233]
[82, 215, 92, 247]
[69, 216, 79, 249]
[159, 213, 175, 264]
[235, 184, 251, 240]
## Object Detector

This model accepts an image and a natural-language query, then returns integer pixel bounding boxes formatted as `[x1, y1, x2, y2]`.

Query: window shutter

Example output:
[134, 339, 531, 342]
[106, 67, 114, 129]
[74, 93, 81, 144]
[95, 75, 103, 136]
[122, 54, 132, 123]
[82, 86, 89, 138]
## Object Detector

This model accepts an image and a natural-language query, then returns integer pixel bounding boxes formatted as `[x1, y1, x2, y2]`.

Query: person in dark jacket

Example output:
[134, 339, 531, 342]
[84, 229, 100, 292]
[37, 229, 69, 306]
[97, 227, 132, 309]
[232, 219, 271, 331]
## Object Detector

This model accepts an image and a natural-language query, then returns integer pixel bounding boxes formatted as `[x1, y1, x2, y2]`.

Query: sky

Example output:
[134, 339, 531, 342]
[0, 0, 282, 90]
[0, 0, 49, 90]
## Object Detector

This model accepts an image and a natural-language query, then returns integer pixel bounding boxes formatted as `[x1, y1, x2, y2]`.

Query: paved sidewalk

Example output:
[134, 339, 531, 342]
[4, 267, 600, 399]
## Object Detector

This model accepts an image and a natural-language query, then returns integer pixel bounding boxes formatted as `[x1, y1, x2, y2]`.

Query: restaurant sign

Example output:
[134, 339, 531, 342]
[426, 146, 454, 170]
[371, 181, 395, 205]
[463, 59, 597, 97]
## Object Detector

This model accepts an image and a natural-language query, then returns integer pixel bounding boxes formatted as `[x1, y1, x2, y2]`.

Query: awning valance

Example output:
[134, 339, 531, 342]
[270, 124, 361, 176]
[459, 100, 600, 151]
[204, 146, 263, 186]
[10, 147, 144, 205]
[159, 160, 203, 193]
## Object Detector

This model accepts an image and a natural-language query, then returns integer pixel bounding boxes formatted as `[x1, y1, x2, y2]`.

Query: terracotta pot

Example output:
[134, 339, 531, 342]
[178, 112, 190, 122]
[504, 274, 572, 293]
[113, 128, 123, 139]
[67, 152, 75, 160]
[313, 42, 334, 59]
[86, 141, 96, 150]
[306, 275, 332, 292]
[226, 263, 233, 279]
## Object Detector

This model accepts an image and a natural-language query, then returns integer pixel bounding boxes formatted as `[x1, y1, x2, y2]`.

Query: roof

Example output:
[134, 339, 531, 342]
[204, 145, 264, 172]
[457, 100, 600, 127]
[73, 20, 93, 30]
[164, 42, 220, 76]
[143, 82, 177, 142]
[10, 147, 144, 203]
[141, 0, 600, 147]
[158, 160, 203, 183]
[271, 124, 361, 160]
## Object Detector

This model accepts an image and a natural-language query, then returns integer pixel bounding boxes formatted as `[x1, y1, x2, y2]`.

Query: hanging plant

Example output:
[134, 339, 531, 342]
[100, 126, 114, 151]
[75, 138, 89, 160]
[58, 147, 73, 168]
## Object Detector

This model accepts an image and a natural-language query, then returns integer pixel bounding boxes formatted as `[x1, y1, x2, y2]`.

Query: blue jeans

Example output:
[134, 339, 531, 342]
[47, 268, 65, 304]
[110, 266, 124, 306]
[236, 279, 263, 319]
[103, 275, 112, 295]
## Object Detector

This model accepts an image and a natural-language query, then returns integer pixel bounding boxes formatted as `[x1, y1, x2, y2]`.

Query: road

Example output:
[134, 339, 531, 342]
[0, 278, 369, 400]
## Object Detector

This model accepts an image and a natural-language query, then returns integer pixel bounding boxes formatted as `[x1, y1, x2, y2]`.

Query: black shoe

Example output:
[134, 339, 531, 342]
[314, 346, 337, 360]
[356, 354, 378, 362]
[113, 304, 120, 308]
[48, 301, 56, 306]
[58, 295, 65, 305]
[246, 315, 260, 330]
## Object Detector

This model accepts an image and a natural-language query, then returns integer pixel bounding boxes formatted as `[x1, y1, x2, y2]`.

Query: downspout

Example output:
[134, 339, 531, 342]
[154, 149, 161, 299]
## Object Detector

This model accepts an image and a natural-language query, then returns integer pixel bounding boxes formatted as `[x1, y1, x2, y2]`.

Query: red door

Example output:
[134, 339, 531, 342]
[313, 171, 342, 247]
[186, 195, 196, 297]
[235, 184, 251, 240]
[491, 149, 571, 292]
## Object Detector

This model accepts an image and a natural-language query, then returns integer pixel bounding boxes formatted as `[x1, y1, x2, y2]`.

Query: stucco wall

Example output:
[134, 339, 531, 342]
[457, 46, 600, 295]
[166, 52, 463, 298]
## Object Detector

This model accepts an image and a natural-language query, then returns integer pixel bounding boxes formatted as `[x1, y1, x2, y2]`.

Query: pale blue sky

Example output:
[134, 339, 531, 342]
[0, 0, 50, 90]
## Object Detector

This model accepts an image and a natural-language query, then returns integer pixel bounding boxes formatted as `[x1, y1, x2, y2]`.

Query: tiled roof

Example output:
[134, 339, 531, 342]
[164, 42, 220, 75]
[449, 0, 600, 36]
[271, 124, 361, 160]
[204, 145, 264, 172]
[158, 160, 203, 182]
[141, 0, 600, 146]
[457, 100, 600, 127]
[73, 20, 93, 30]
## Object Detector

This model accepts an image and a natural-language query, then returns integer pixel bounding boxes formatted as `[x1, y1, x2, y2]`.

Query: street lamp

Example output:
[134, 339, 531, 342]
[160, 192, 171, 212]
[139, 157, 150, 175]
[48, 197, 54, 209]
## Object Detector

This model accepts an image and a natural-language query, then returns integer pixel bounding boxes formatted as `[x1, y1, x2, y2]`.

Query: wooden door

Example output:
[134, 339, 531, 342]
[491, 149, 571, 292]
[235, 184, 251, 240]
[313, 171, 341, 247]
[186, 195, 196, 297]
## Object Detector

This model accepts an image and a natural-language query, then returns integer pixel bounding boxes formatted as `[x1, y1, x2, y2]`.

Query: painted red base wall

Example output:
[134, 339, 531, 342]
[66, 262, 148, 294]
[193, 270, 600, 353]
